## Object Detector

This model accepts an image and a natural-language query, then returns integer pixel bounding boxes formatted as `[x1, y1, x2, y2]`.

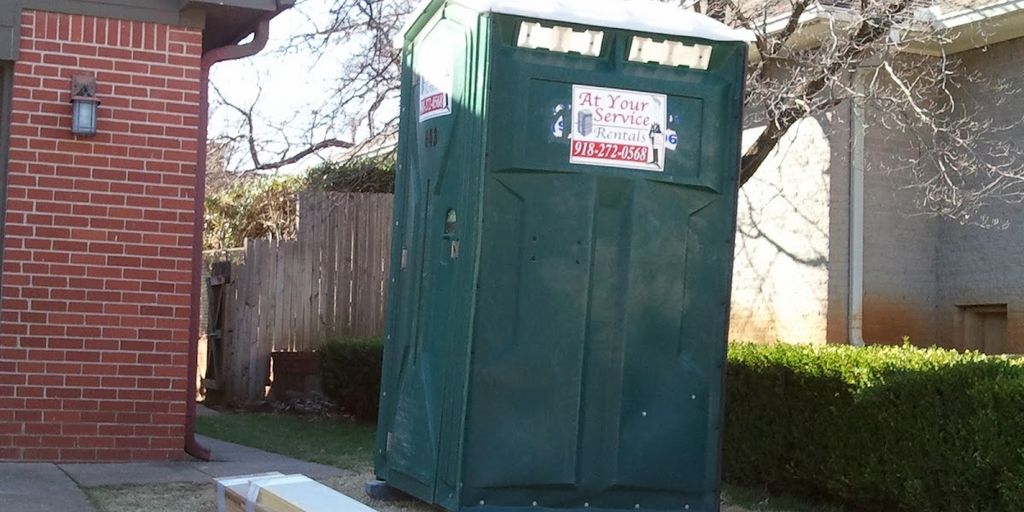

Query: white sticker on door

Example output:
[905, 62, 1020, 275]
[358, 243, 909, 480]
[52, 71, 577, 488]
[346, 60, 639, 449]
[570, 85, 668, 172]
[417, 29, 455, 123]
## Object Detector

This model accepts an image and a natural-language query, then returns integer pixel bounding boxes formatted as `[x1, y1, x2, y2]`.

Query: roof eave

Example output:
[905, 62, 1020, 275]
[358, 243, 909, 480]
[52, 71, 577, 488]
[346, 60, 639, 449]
[902, 0, 1024, 55]
[182, 0, 295, 51]
[749, 0, 1024, 62]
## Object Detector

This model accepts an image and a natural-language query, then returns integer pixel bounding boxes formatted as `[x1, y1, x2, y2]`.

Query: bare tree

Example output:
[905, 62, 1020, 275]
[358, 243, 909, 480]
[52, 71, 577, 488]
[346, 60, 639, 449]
[210, 0, 410, 174]
[726, 0, 1023, 227]
[867, 49, 1022, 228]
[213, 0, 1024, 226]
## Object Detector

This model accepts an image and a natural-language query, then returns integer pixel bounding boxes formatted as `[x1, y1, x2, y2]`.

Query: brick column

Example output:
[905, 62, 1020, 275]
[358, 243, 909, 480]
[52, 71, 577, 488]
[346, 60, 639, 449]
[0, 10, 202, 461]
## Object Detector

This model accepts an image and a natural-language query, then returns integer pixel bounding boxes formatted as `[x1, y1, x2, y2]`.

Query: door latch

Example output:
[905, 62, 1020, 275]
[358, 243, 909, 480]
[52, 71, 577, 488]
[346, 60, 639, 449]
[444, 209, 459, 260]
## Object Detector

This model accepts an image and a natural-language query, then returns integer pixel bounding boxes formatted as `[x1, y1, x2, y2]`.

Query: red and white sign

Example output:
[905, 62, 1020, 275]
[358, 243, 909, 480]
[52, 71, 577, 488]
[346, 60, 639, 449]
[417, 29, 455, 123]
[420, 92, 449, 120]
[570, 85, 668, 171]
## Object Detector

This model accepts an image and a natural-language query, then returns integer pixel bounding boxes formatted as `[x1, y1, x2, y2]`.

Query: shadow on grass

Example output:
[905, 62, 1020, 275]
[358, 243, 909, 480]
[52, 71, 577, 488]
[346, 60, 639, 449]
[723, 484, 849, 512]
[196, 412, 377, 471]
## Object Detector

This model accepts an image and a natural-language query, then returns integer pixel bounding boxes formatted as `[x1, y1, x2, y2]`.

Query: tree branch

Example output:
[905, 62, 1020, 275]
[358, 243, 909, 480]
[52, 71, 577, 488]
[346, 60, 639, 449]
[740, 0, 915, 185]
[245, 138, 356, 172]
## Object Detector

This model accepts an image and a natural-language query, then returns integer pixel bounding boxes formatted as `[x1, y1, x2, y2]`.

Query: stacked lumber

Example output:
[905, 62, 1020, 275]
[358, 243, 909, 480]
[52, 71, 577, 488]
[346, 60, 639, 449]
[215, 473, 378, 512]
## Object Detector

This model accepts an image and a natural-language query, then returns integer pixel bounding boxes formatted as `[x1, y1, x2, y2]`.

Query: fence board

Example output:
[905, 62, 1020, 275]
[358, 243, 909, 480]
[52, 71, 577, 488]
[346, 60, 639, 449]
[203, 192, 395, 403]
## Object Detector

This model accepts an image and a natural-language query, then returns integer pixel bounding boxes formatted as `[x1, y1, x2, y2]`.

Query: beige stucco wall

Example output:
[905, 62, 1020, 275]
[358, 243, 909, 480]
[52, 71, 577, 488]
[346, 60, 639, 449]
[731, 98, 950, 347]
[731, 35, 1024, 352]
[729, 116, 835, 344]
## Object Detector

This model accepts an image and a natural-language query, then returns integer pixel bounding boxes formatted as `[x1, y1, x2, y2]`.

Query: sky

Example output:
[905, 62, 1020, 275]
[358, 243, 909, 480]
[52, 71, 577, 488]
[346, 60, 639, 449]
[206, 0, 706, 174]
[209, 0, 359, 174]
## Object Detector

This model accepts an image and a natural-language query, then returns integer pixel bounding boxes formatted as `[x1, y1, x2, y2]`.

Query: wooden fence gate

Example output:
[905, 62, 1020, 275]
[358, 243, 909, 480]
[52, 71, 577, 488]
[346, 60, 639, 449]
[203, 192, 394, 403]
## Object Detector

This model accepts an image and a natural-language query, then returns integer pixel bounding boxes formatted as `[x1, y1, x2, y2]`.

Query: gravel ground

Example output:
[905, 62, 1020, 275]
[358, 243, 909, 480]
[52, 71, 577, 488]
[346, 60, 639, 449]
[87, 483, 217, 512]
[87, 471, 758, 512]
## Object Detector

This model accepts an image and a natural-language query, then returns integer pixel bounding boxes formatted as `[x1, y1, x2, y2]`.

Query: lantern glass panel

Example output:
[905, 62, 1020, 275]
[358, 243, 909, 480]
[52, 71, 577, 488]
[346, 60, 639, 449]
[72, 99, 97, 136]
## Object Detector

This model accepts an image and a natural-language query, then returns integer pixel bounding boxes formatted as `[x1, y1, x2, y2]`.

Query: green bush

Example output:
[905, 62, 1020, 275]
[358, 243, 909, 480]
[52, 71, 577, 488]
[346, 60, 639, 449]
[316, 337, 1024, 509]
[724, 342, 1024, 511]
[204, 175, 304, 250]
[306, 155, 395, 194]
[319, 338, 384, 421]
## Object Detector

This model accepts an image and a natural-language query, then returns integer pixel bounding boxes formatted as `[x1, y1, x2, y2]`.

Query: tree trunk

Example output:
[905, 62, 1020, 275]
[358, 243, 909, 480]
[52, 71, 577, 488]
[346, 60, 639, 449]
[740, 122, 788, 186]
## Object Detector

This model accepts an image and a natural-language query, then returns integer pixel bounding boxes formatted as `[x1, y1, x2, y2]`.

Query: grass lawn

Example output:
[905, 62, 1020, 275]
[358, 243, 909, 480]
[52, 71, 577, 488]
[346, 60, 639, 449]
[196, 413, 376, 470]
[196, 412, 845, 512]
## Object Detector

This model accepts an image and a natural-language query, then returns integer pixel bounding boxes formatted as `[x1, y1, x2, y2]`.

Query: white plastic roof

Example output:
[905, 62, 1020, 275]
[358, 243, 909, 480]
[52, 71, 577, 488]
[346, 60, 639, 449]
[400, 0, 754, 43]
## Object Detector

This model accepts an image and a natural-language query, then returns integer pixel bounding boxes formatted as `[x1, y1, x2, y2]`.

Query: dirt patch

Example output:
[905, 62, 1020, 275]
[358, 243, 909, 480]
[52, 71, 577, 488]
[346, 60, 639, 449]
[87, 483, 216, 512]
[87, 472, 757, 512]
[85, 473, 425, 512]
[321, 472, 433, 512]
[327, 472, 758, 512]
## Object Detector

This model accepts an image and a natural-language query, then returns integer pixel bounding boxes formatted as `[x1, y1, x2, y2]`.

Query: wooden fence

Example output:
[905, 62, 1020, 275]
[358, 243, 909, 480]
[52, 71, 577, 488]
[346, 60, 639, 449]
[203, 192, 394, 403]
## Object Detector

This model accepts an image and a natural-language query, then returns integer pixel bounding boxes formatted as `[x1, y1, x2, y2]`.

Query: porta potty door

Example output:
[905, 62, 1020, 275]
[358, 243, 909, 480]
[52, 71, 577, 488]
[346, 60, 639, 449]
[461, 16, 746, 512]
[376, 9, 477, 507]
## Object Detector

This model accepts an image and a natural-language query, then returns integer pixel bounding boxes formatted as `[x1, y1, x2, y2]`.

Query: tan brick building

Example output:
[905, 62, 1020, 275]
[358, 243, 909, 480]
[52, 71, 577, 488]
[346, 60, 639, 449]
[730, 1, 1024, 353]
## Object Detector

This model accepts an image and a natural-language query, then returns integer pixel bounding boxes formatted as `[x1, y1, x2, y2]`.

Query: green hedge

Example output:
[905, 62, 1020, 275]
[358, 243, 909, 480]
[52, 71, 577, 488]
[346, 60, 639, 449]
[319, 338, 1024, 510]
[725, 343, 1024, 511]
[318, 338, 383, 421]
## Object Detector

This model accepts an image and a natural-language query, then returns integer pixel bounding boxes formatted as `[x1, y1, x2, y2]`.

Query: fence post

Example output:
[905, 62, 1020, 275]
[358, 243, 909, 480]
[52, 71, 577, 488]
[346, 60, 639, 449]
[200, 193, 395, 404]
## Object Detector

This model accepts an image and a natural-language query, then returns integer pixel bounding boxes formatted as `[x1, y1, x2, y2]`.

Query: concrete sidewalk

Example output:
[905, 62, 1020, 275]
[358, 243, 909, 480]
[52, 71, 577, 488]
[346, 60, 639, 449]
[2, 435, 348, 512]
[0, 463, 97, 512]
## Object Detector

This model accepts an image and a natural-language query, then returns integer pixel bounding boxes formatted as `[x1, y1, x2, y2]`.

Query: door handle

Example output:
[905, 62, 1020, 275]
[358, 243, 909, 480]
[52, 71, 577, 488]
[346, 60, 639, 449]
[442, 234, 460, 259]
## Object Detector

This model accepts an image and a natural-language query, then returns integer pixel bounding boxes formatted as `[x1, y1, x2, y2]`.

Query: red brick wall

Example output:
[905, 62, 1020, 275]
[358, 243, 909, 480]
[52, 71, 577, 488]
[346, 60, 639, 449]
[0, 10, 202, 461]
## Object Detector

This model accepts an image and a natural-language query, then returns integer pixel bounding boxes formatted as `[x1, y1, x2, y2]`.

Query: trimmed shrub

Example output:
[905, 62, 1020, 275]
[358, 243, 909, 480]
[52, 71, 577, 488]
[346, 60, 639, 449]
[317, 337, 1024, 509]
[724, 342, 1024, 511]
[306, 155, 395, 194]
[319, 338, 384, 421]
[203, 174, 304, 250]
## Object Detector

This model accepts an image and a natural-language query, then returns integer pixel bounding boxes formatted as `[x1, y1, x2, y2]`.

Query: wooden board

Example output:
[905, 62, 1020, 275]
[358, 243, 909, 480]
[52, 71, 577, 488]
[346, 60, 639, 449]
[215, 473, 378, 512]
[215, 472, 284, 512]
[255, 475, 378, 512]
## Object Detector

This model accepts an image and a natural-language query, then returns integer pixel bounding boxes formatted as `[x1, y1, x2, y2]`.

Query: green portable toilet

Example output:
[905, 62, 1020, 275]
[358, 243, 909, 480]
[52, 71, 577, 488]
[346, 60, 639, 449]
[374, 1, 749, 511]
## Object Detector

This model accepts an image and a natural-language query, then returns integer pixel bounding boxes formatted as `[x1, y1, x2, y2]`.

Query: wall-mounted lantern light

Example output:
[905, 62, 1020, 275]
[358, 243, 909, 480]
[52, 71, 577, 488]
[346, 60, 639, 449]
[70, 75, 99, 137]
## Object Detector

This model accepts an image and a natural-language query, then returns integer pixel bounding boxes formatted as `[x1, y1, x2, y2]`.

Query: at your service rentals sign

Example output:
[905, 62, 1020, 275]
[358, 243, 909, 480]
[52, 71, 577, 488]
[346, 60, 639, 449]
[570, 85, 668, 172]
